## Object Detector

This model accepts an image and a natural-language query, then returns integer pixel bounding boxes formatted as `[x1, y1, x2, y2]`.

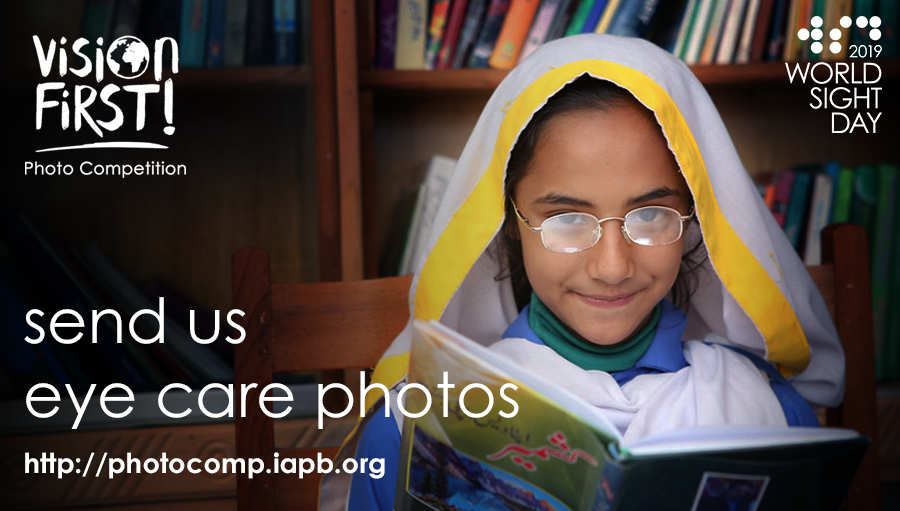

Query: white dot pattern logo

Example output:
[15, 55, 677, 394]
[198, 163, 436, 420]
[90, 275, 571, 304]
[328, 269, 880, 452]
[799, 16, 882, 55]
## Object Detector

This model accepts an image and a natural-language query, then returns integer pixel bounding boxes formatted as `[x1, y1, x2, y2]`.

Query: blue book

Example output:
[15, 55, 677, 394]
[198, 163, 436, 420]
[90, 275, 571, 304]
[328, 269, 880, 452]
[273, 0, 297, 65]
[180, 0, 210, 67]
[467, 0, 511, 68]
[783, 170, 813, 250]
[581, 0, 610, 33]
[207, 0, 226, 66]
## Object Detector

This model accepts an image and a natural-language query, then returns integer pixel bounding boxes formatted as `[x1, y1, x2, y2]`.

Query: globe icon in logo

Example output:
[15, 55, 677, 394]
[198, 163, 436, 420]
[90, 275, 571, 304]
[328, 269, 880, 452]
[106, 36, 150, 79]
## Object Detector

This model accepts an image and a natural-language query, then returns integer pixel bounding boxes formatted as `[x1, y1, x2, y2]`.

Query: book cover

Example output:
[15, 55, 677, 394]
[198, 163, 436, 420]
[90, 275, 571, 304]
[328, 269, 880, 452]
[871, 164, 898, 381]
[396, 0, 430, 69]
[179, 0, 209, 67]
[451, 0, 490, 68]
[377, 0, 400, 68]
[771, 169, 795, 228]
[782, 0, 809, 61]
[716, 0, 750, 64]
[246, 0, 274, 65]
[606, 0, 663, 39]
[273, 0, 296, 65]
[830, 166, 855, 224]
[884, 163, 900, 382]
[468, 0, 512, 68]
[518, 0, 565, 64]
[765, 0, 791, 61]
[801, 170, 834, 266]
[674, 0, 701, 58]
[423, 0, 451, 69]
[223, 0, 249, 66]
[207, 0, 226, 66]
[735, 0, 763, 63]
[400, 155, 458, 275]
[698, 0, 733, 65]
[436, 0, 472, 69]
[649, 0, 692, 54]
[582, 0, 612, 34]
[748, 0, 776, 61]
[488, 0, 541, 70]
[783, 168, 813, 251]
[565, 0, 599, 36]
[545, 0, 579, 41]
[683, 0, 716, 64]
[394, 320, 868, 511]
[850, 165, 879, 237]
[594, 0, 623, 33]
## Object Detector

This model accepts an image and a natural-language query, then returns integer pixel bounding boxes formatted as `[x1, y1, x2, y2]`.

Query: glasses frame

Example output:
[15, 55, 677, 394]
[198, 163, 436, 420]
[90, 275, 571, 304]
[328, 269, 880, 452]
[510, 198, 695, 253]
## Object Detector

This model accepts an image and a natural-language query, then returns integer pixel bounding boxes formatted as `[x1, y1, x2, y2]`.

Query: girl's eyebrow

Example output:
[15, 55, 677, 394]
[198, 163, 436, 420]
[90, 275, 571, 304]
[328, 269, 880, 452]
[625, 187, 681, 208]
[533, 193, 594, 207]
[533, 187, 681, 208]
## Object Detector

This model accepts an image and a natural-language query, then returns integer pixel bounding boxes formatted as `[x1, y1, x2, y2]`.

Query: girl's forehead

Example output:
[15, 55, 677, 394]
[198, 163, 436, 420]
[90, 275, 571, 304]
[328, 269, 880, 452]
[515, 105, 686, 206]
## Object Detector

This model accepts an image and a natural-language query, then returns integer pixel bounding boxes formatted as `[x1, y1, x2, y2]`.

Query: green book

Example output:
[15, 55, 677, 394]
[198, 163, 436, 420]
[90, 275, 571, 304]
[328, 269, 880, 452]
[564, 0, 598, 36]
[850, 165, 878, 235]
[882, 163, 900, 382]
[871, 165, 898, 380]
[831, 166, 855, 224]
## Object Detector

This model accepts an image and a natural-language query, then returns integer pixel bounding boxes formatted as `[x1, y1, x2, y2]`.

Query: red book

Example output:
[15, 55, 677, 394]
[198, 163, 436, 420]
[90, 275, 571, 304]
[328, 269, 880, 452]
[436, 0, 471, 69]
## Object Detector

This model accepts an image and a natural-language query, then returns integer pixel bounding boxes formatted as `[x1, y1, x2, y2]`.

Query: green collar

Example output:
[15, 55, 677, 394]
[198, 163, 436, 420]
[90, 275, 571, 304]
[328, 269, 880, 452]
[527, 292, 661, 372]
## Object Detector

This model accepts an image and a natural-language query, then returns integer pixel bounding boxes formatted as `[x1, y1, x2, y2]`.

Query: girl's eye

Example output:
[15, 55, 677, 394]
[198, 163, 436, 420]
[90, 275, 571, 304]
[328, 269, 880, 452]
[631, 208, 664, 223]
[554, 213, 591, 226]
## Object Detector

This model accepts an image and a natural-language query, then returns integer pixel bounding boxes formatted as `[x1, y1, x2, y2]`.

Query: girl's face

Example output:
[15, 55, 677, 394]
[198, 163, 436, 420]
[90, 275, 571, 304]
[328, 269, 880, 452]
[512, 104, 691, 346]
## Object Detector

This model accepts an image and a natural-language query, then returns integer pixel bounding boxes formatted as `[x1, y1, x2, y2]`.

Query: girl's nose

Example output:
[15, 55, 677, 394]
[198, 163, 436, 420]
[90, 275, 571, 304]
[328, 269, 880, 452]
[585, 224, 633, 285]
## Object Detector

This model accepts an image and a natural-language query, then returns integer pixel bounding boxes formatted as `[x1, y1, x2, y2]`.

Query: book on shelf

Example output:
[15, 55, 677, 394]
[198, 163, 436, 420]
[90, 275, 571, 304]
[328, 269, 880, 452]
[606, 0, 666, 39]
[801, 164, 836, 265]
[682, 0, 715, 64]
[395, 320, 868, 511]
[886, 163, 900, 382]
[594, 0, 623, 34]
[377, 0, 401, 68]
[468, 0, 512, 68]
[395, 0, 430, 69]
[180, 0, 210, 67]
[564, 0, 598, 37]
[451, 0, 490, 69]
[400, 155, 458, 275]
[716, 0, 751, 64]
[517, 0, 567, 64]
[436, 0, 472, 69]
[747, 0, 776, 62]
[782, 167, 813, 251]
[698, 0, 733, 65]
[207, 0, 227, 67]
[423, 0, 451, 69]
[583, 0, 613, 35]
[110, 0, 144, 41]
[488, 0, 542, 69]
[871, 163, 898, 381]
[273, 0, 297, 65]
[224, 0, 250, 66]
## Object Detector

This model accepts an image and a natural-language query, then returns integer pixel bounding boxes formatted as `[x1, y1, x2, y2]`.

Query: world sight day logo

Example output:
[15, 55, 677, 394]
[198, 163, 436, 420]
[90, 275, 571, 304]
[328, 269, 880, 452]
[786, 15, 884, 134]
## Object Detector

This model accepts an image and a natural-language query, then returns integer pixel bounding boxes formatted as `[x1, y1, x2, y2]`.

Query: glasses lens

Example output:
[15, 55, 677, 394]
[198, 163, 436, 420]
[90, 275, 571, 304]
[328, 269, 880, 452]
[624, 207, 683, 246]
[541, 213, 600, 253]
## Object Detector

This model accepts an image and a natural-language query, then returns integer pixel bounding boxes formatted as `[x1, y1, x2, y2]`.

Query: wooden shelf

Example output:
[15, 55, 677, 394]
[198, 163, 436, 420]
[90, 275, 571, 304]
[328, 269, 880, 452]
[359, 59, 900, 91]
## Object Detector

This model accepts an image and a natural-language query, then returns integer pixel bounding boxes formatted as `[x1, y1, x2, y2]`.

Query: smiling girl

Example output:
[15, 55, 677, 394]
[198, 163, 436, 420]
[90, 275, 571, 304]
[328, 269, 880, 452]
[321, 35, 845, 511]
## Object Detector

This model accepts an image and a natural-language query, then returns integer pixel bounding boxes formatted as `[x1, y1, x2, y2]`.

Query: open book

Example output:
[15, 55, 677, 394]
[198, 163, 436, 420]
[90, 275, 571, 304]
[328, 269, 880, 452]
[394, 321, 869, 511]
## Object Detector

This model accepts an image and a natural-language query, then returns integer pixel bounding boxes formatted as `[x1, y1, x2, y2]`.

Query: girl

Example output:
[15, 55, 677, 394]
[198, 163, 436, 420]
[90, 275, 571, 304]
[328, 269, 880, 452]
[322, 34, 845, 511]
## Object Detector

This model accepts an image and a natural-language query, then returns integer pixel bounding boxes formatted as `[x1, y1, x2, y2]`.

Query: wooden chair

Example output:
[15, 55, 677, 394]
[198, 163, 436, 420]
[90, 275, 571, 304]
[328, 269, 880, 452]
[232, 223, 880, 511]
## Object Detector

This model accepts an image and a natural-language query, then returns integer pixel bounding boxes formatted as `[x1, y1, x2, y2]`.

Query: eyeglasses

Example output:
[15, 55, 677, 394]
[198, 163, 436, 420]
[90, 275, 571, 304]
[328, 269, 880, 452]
[511, 199, 694, 254]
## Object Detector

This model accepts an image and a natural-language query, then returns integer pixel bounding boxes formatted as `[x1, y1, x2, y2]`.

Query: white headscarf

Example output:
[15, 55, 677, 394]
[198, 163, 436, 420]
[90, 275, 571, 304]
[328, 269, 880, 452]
[320, 34, 844, 509]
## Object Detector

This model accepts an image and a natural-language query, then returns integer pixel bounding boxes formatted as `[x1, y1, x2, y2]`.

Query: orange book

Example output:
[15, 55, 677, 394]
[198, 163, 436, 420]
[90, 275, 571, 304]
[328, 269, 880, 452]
[488, 0, 541, 69]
